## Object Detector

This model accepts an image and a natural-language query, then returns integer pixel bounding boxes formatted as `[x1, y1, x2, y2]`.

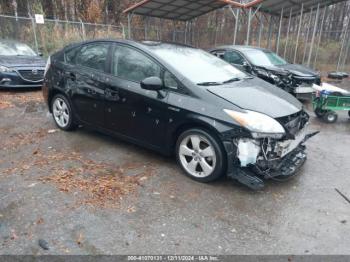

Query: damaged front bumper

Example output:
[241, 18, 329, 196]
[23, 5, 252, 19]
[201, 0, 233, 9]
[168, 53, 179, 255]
[225, 129, 319, 190]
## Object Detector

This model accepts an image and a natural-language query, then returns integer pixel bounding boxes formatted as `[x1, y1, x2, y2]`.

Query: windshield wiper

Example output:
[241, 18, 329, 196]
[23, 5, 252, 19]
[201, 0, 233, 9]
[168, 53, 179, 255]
[198, 76, 249, 86]
[197, 82, 223, 86]
[222, 77, 241, 84]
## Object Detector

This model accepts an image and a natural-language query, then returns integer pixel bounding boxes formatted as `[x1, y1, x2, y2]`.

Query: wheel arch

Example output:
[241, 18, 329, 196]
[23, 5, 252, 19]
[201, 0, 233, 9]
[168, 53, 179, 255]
[48, 88, 71, 113]
[169, 116, 227, 155]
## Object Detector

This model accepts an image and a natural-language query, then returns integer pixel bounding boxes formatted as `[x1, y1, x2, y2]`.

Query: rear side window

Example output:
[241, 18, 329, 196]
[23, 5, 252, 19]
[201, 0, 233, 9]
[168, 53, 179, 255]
[224, 51, 245, 65]
[75, 43, 109, 72]
[112, 45, 161, 83]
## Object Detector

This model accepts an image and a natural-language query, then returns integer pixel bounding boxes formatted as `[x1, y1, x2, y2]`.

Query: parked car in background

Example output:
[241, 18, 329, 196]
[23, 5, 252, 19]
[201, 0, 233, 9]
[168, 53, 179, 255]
[210, 46, 321, 99]
[0, 40, 46, 88]
[43, 39, 317, 189]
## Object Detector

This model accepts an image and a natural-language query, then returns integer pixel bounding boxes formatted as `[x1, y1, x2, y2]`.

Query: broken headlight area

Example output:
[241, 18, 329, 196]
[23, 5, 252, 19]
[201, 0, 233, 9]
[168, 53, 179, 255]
[223, 109, 316, 189]
[236, 110, 310, 169]
[272, 74, 296, 93]
[229, 123, 318, 190]
[235, 129, 308, 170]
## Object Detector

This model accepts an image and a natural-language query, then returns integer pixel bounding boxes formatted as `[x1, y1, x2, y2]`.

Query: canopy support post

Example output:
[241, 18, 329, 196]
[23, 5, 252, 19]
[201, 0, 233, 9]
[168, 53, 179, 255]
[29, 14, 39, 53]
[127, 12, 133, 39]
[246, 8, 252, 45]
[173, 21, 176, 42]
[283, 8, 293, 59]
[159, 18, 162, 41]
[267, 15, 273, 49]
[258, 14, 263, 47]
[246, 5, 261, 45]
[276, 7, 284, 54]
[341, 32, 350, 71]
[294, 3, 304, 63]
[234, 8, 240, 44]
[229, 6, 240, 45]
[307, 3, 320, 67]
[184, 21, 188, 44]
[144, 17, 148, 40]
[302, 7, 313, 64]
[314, 7, 327, 68]
[337, 18, 350, 71]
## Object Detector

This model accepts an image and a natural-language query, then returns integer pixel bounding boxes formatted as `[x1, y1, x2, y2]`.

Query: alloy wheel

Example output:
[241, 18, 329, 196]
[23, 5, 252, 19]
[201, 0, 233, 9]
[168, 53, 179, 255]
[53, 97, 70, 128]
[178, 134, 217, 178]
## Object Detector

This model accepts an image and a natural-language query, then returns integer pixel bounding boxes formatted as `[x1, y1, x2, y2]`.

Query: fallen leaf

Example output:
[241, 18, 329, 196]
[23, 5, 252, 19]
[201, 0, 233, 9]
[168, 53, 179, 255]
[48, 129, 58, 134]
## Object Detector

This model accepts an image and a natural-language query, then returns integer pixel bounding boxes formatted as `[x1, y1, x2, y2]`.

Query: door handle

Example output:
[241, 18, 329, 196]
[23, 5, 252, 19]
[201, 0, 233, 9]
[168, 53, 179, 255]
[87, 88, 96, 95]
[105, 88, 120, 101]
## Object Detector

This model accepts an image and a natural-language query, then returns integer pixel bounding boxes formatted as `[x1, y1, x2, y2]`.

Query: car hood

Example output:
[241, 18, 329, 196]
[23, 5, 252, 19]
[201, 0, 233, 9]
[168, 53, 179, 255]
[255, 64, 318, 78]
[207, 78, 302, 118]
[0, 55, 46, 68]
[256, 65, 289, 76]
[276, 63, 318, 77]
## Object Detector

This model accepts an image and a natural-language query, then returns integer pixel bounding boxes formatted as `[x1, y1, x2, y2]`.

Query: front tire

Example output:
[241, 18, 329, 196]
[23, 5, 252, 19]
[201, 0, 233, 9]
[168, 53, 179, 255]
[176, 128, 225, 183]
[51, 94, 76, 131]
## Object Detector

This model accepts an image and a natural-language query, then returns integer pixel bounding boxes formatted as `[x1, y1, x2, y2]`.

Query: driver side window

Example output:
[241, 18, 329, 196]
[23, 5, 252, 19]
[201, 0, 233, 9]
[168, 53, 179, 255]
[224, 51, 245, 65]
[112, 45, 161, 83]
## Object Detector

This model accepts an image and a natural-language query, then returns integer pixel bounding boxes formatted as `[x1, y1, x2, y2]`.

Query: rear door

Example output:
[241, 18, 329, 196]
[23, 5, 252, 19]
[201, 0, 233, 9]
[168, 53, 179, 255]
[66, 42, 111, 127]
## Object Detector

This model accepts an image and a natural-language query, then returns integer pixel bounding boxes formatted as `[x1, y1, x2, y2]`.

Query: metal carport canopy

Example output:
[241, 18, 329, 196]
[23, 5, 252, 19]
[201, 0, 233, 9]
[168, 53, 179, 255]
[252, 0, 348, 16]
[123, 0, 240, 21]
[124, 0, 348, 19]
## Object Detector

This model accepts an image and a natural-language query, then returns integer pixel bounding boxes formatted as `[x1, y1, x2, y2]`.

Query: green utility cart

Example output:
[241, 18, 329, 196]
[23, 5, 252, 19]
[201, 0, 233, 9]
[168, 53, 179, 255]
[313, 90, 350, 123]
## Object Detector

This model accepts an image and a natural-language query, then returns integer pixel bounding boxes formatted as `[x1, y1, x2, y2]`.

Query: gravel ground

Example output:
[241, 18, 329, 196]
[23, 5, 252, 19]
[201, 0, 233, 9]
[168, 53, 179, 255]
[0, 81, 350, 255]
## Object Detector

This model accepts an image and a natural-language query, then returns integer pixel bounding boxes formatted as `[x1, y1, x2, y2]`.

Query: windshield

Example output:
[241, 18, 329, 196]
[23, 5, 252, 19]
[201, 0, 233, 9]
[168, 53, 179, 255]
[149, 45, 247, 85]
[244, 50, 288, 66]
[0, 42, 37, 56]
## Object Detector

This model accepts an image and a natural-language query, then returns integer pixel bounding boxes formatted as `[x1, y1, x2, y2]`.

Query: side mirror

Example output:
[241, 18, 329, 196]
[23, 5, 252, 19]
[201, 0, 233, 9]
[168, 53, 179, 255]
[141, 77, 163, 91]
[242, 61, 251, 71]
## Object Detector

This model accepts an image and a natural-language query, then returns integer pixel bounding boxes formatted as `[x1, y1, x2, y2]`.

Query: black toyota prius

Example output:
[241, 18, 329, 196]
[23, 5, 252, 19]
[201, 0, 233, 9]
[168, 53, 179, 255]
[43, 39, 317, 189]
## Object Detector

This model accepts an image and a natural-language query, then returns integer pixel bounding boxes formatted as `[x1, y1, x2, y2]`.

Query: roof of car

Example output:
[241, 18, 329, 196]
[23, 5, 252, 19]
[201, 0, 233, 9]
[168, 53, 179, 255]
[211, 45, 271, 53]
[63, 39, 196, 52]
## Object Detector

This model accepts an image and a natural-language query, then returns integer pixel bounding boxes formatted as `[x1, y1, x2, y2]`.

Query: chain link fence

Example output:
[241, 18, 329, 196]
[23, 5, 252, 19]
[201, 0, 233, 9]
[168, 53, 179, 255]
[0, 14, 349, 74]
[0, 14, 125, 56]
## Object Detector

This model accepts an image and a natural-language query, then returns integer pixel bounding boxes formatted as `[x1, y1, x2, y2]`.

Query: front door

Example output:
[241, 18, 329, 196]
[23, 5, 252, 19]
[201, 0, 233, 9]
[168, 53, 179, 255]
[223, 50, 248, 72]
[105, 44, 169, 149]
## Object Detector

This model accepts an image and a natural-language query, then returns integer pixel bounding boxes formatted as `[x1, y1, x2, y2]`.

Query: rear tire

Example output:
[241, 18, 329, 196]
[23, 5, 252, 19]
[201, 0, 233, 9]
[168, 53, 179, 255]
[51, 94, 76, 131]
[175, 128, 226, 183]
[322, 111, 338, 123]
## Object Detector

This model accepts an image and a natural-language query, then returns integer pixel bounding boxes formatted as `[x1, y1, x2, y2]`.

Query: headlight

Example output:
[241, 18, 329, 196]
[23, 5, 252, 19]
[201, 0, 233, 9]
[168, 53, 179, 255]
[224, 109, 285, 138]
[269, 73, 280, 82]
[256, 69, 269, 77]
[0, 65, 13, 73]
